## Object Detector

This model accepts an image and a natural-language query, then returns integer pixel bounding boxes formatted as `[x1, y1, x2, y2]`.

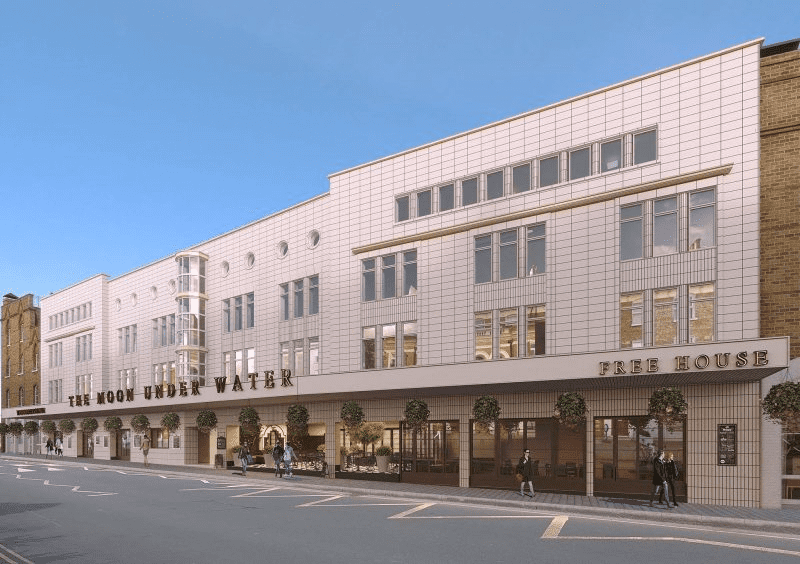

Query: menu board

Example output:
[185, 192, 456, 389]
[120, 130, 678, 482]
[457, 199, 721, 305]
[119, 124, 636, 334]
[718, 424, 737, 466]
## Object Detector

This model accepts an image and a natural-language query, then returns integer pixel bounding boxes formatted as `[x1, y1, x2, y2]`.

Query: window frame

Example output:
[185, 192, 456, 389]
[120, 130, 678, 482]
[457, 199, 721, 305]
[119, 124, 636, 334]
[633, 129, 658, 165]
[569, 146, 591, 181]
[539, 155, 560, 188]
[486, 169, 505, 200]
[461, 177, 479, 207]
[396, 195, 410, 222]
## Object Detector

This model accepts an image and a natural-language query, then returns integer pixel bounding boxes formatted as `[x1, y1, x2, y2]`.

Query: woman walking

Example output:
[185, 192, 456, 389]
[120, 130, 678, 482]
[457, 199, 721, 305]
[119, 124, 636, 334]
[517, 449, 535, 498]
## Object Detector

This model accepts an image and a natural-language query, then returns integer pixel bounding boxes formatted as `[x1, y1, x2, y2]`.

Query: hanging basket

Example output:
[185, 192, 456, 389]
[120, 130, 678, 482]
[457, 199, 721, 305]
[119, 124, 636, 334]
[404, 399, 430, 432]
[648, 387, 687, 431]
[161, 413, 181, 433]
[104, 417, 123, 432]
[81, 418, 98, 436]
[762, 381, 800, 431]
[58, 419, 76, 436]
[195, 410, 218, 433]
[130, 414, 151, 434]
[472, 395, 501, 431]
[553, 392, 587, 429]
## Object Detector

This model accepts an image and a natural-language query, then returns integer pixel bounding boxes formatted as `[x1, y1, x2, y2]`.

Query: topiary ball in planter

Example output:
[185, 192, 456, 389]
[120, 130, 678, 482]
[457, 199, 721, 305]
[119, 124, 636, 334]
[648, 387, 687, 431]
[58, 419, 76, 436]
[404, 399, 430, 432]
[104, 417, 123, 432]
[340, 401, 364, 433]
[23, 421, 39, 436]
[762, 381, 800, 431]
[553, 392, 587, 429]
[287, 404, 310, 437]
[41, 420, 57, 436]
[472, 395, 501, 430]
[130, 414, 150, 434]
[0, 423, 8, 437]
[238, 407, 260, 434]
[9, 422, 23, 437]
[195, 410, 218, 433]
[161, 412, 181, 433]
[81, 418, 98, 436]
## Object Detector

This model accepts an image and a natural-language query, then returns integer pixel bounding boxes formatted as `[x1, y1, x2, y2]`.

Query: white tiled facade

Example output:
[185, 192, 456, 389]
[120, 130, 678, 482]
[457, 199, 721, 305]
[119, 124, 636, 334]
[31, 38, 791, 508]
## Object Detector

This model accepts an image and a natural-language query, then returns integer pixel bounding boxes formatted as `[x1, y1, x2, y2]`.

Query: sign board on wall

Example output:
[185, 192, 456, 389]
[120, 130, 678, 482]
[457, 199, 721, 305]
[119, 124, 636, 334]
[718, 424, 737, 466]
[217, 437, 226, 450]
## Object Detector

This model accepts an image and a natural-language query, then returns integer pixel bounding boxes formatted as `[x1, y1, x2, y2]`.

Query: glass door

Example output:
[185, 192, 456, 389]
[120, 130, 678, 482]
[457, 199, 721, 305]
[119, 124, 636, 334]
[116, 429, 131, 461]
[401, 421, 459, 486]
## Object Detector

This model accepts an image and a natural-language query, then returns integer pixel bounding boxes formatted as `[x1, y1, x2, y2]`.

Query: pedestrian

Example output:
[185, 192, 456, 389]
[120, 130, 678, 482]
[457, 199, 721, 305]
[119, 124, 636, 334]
[55, 437, 63, 457]
[659, 452, 680, 507]
[239, 444, 250, 477]
[516, 448, 535, 498]
[283, 443, 298, 478]
[140, 434, 151, 468]
[649, 450, 673, 508]
[272, 441, 285, 477]
[45, 438, 54, 459]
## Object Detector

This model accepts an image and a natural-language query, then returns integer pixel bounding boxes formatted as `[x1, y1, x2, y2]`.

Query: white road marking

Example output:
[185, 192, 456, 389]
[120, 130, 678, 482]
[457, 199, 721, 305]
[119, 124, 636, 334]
[388, 502, 436, 519]
[16, 468, 36, 473]
[550, 535, 800, 556]
[541, 516, 569, 537]
[296, 495, 345, 507]
[46, 467, 65, 471]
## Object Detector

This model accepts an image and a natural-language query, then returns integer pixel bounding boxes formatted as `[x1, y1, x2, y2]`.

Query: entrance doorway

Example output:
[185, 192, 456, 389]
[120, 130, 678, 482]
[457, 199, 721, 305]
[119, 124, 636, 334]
[593, 417, 686, 502]
[198, 430, 210, 464]
[400, 421, 459, 486]
[78, 431, 94, 459]
[115, 430, 131, 461]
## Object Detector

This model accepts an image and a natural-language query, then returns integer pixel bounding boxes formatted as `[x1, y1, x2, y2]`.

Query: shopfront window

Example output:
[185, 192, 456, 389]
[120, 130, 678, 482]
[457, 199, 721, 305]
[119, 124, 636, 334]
[401, 421, 459, 486]
[783, 431, 800, 500]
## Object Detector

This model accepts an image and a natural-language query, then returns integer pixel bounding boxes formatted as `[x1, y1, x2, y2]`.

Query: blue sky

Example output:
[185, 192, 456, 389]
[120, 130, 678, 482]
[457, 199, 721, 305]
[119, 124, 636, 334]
[1, 1, 798, 300]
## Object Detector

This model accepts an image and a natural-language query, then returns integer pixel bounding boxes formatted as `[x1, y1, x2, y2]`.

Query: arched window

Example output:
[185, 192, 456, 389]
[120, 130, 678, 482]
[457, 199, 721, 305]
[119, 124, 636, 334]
[18, 386, 24, 406]
[33, 384, 40, 405]
[4, 389, 9, 408]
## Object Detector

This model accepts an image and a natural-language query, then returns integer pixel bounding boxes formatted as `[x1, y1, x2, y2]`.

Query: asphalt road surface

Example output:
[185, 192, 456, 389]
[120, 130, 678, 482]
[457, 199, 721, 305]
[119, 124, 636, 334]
[1, 459, 799, 563]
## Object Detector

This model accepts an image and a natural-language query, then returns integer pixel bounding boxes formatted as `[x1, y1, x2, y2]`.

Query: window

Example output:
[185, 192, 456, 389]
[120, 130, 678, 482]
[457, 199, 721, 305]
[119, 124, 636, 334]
[417, 190, 432, 217]
[362, 327, 376, 369]
[653, 288, 678, 346]
[601, 139, 622, 172]
[620, 204, 643, 260]
[512, 163, 530, 193]
[382, 324, 396, 368]
[539, 156, 559, 187]
[154, 315, 177, 344]
[402, 322, 417, 366]
[48, 380, 62, 404]
[222, 299, 231, 332]
[439, 184, 454, 211]
[689, 189, 716, 250]
[526, 305, 545, 356]
[475, 235, 492, 284]
[234, 296, 243, 330]
[402, 251, 417, 296]
[396, 196, 410, 222]
[526, 224, 546, 275]
[620, 292, 643, 349]
[280, 284, 289, 320]
[161, 316, 167, 346]
[169, 314, 175, 344]
[569, 147, 591, 180]
[499, 308, 518, 358]
[499, 230, 518, 280]
[487, 170, 504, 200]
[5, 389, 9, 408]
[152, 428, 170, 449]
[382, 255, 396, 299]
[362, 260, 376, 301]
[293, 280, 304, 318]
[19, 386, 24, 406]
[462, 177, 478, 206]
[281, 343, 290, 373]
[633, 130, 657, 164]
[235, 350, 243, 377]
[309, 337, 320, 375]
[76, 373, 93, 396]
[689, 282, 715, 343]
[309, 277, 319, 315]
[654, 197, 678, 256]
[223, 352, 231, 380]
[475, 311, 493, 360]
[293, 340, 304, 375]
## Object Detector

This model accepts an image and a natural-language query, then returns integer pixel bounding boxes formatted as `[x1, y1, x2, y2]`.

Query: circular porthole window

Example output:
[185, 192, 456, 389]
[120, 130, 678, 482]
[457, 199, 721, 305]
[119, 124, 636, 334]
[245, 252, 255, 269]
[168, 280, 177, 295]
[308, 230, 320, 249]
[114, 298, 122, 311]
[277, 241, 288, 259]
[130, 293, 138, 307]
[221, 261, 230, 277]
[150, 286, 158, 300]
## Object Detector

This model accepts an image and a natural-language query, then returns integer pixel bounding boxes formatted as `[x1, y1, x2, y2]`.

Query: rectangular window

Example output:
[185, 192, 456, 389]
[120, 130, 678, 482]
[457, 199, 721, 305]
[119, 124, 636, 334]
[402, 322, 417, 367]
[689, 282, 715, 343]
[246, 347, 255, 375]
[293, 340, 304, 375]
[653, 288, 678, 346]
[124, 327, 130, 354]
[417, 190, 432, 217]
[499, 230, 518, 280]
[620, 204, 643, 260]
[309, 337, 320, 375]
[75, 337, 80, 363]
[246, 293, 254, 328]
[169, 314, 175, 344]
[439, 184, 454, 211]
[235, 350, 243, 377]
[539, 156, 559, 187]
[223, 352, 231, 380]
[234, 296, 243, 330]
[512, 163, 530, 193]
[362, 259, 376, 302]
[222, 299, 231, 332]
[569, 147, 591, 180]
[362, 327, 376, 369]
[402, 250, 417, 295]
[293, 280, 304, 318]
[396, 196, 410, 222]
[308, 276, 319, 315]
[526, 305, 545, 356]
[633, 129, 657, 164]
[462, 177, 478, 206]
[653, 197, 678, 256]
[620, 292, 644, 349]
[152, 320, 159, 347]
[280, 284, 289, 320]
[601, 139, 622, 172]
[689, 189, 716, 250]
[475, 311, 493, 360]
[526, 223, 546, 275]
[474, 235, 492, 284]
[161, 316, 167, 346]
[486, 170, 504, 200]
[132, 325, 137, 352]
[499, 308, 518, 358]
[379, 324, 395, 368]
[382, 255, 396, 299]
[281, 343, 290, 373]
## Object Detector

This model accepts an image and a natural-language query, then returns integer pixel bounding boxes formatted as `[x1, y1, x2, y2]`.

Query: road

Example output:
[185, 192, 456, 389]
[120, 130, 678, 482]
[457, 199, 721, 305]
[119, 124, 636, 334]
[1, 459, 799, 563]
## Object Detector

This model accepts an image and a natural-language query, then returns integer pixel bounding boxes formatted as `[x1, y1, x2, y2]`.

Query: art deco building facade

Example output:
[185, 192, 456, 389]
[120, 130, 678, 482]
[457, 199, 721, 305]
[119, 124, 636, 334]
[21, 37, 799, 508]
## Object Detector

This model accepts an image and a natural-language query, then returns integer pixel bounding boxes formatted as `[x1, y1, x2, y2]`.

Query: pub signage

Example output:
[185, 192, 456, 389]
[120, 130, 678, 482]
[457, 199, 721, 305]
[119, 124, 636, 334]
[67, 369, 293, 408]
[598, 350, 768, 376]
[718, 423, 737, 466]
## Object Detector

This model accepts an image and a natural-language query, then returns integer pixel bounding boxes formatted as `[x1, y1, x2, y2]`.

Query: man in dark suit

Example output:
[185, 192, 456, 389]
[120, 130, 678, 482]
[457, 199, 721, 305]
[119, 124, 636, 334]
[659, 452, 680, 507]
[649, 450, 673, 508]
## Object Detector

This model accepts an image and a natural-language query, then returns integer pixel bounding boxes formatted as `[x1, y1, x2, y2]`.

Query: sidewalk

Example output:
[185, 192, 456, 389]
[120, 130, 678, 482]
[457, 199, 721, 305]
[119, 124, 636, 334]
[3, 453, 799, 533]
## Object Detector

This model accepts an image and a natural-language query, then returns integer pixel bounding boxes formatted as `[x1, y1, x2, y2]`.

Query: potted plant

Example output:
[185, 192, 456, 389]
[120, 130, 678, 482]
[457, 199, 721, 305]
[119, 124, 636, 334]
[287, 404, 310, 452]
[41, 420, 57, 439]
[404, 399, 430, 432]
[648, 387, 687, 431]
[195, 410, 218, 433]
[472, 395, 501, 431]
[23, 421, 39, 436]
[104, 417, 123, 432]
[161, 412, 181, 433]
[58, 419, 76, 436]
[130, 414, 150, 435]
[81, 418, 98, 437]
[354, 422, 384, 455]
[375, 445, 392, 473]
[762, 381, 800, 431]
[9, 422, 23, 437]
[553, 392, 587, 429]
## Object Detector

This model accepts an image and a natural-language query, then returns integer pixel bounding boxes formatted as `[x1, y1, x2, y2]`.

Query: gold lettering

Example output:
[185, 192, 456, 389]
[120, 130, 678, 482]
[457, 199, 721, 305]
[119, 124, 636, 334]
[96, 392, 105, 405]
[191, 381, 200, 395]
[631, 359, 642, 374]
[735, 351, 748, 367]
[143, 386, 152, 399]
[675, 356, 690, 371]
[281, 369, 293, 387]
[180, 382, 188, 397]
[694, 354, 710, 369]
[614, 361, 626, 375]
[232, 375, 244, 392]
[647, 358, 659, 372]
[599, 362, 610, 376]
[715, 353, 730, 368]
[264, 370, 275, 389]
[753, 350, 768, 367]
[248, 372, 258, 390]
